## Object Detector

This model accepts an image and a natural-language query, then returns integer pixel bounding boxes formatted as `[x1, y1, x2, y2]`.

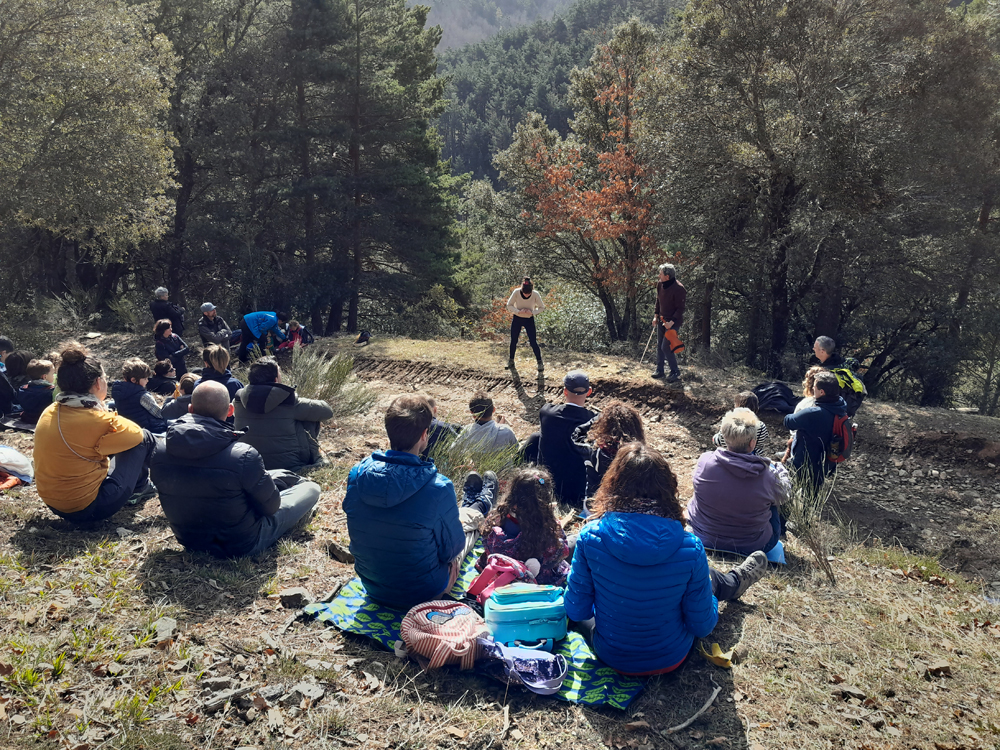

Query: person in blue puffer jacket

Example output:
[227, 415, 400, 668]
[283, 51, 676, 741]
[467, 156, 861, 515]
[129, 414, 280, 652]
[238, 311, 289, 363]
[564, 443, 768, 676]
[110, 359, 168, 434]
[343, 394, 486, 611]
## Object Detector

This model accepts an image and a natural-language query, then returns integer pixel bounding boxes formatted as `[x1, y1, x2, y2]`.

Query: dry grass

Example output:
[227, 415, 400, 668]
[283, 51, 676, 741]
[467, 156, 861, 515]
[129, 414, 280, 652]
[1, 333, 999, 749]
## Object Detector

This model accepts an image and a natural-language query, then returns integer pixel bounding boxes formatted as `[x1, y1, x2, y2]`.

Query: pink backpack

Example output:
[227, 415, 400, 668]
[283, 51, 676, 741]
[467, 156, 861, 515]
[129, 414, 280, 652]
[400, 601, 490, 670]
[467, 554, 536, 605]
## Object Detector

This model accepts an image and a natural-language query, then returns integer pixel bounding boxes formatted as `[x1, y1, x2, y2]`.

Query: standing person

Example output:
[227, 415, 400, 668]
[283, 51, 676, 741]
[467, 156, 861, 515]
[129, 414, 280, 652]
[563, 443, 768, 676]
[33, 342, 157, 524]
[149, 287, 185, 335]
[154, 320, 190, 377]
[811, 336, 865, 417]
[198, 303, 240, 347]
[652, 264, 686, 383]
[238, 311, 289, 363]
[505, 277, 545, 372]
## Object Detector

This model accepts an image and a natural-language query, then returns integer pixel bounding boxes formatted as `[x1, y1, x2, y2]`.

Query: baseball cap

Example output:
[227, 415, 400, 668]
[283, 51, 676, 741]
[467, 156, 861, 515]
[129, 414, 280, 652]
[564, 370, 590, 394]
[200, 302, 216, 313]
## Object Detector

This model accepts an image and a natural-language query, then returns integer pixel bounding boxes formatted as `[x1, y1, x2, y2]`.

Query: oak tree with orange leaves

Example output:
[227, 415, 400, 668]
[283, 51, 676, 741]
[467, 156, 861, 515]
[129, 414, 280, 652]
[494, 20, 667, 342]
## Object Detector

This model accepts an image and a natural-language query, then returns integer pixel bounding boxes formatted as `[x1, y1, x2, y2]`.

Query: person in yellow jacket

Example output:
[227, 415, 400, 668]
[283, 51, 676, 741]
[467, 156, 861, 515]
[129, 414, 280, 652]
[34, 342, 157, 523]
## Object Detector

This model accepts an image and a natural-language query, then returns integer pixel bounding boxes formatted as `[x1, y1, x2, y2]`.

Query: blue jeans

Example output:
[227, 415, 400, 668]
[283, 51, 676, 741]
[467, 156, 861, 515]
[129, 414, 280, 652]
[763, 506, 781, 553]
[247, 476, 321, 555]
[656, 323, 680, 375]
[51, 431, 156, 524]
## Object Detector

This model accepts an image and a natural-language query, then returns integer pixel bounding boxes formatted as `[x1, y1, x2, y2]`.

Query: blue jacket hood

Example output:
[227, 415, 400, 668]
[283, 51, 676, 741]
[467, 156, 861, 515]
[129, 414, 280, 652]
[351, 451, 440, 508]
[595, 512, 685, 566]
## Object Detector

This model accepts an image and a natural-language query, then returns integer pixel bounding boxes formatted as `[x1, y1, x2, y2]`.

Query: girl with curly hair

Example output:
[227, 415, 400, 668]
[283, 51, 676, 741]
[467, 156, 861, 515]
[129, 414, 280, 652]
[564, 442, 768, 675]
[572, 400, 645, 498]
[476, 466, 570, 586]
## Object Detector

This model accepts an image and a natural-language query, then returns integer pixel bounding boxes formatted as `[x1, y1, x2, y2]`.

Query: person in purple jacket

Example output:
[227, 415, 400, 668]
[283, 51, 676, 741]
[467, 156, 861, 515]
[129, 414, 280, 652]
[687, 408, 790, 556]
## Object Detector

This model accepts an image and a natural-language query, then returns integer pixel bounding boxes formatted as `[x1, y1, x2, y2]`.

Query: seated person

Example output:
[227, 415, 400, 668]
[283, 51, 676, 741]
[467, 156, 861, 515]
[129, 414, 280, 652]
[713, 392, 769, 456]
[196, 344, 243, 399]
[162, 373, 197, 420]
[419, 396, 459, 459]
[34, 342, 157, 524]
[154, 319, 189, 377]
[234, 357, 333, 471]
[18, 359, 56, 423]
[151, 381, 321, 558]
[452, 391, 517, 454]
[573, 400, 645, 499]
[688, 408, 790, 556]
[477, 466, 570, 586]
[4, 350, 33, 390]
[781, 366, 824, 462]
[111, 359, 168, 434]
[0, 337, 15, 414]
[146, 360, 178, 396]
[783, 371, 847, 489]
[197, 302, 240, 347]
[343, 395, 473, 610]
[531, 370, 597, 508]
[564, 443, 768, 676]
[276, 320, 315, 350]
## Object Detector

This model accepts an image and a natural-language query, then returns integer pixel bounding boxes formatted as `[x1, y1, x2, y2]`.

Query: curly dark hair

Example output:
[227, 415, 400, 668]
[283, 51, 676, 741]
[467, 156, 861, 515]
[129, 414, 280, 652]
[590, 443, 682, 522]
[588, 400, 644, 454]
[483, 466, 561, 561]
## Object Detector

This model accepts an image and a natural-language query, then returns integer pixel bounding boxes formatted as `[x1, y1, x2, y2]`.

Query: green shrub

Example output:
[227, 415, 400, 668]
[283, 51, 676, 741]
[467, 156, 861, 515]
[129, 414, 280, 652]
[286, 346, 376, 419]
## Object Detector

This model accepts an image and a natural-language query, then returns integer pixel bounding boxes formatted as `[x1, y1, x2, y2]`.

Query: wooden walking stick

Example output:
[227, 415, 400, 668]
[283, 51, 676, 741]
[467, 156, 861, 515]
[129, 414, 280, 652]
[639, 327, 655, 366]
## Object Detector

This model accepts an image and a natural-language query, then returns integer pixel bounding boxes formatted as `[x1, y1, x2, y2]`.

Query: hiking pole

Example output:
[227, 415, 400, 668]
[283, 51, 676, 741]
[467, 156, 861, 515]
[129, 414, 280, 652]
[639, 328, 655, 366]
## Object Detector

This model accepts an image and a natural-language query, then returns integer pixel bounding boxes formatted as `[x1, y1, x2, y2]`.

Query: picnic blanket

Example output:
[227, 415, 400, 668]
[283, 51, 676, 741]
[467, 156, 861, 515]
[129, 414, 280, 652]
[0, 417, 36, 433]
[304, 575, 644, 709]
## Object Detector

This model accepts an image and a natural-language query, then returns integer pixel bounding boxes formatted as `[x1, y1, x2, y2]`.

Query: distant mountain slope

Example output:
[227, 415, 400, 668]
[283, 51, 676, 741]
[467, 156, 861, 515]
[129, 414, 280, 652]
[437, 0, 682, 182]
[424, 0, 576, 48]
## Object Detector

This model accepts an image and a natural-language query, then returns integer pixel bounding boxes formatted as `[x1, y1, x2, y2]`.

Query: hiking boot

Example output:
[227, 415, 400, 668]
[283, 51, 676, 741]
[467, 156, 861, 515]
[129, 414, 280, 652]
[536, 358, 544, 373]
[651, 370, 665, 379]
[128, 479, 157, 506]
[665, 372, 681, 383]
[480, 471, 499, 513]
[731, 551, 768, 599]
[462, 471, 483, 501]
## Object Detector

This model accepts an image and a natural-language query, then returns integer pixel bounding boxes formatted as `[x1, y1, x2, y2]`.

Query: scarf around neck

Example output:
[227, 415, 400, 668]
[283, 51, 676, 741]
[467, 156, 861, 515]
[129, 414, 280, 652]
[55, 391, 107, 411]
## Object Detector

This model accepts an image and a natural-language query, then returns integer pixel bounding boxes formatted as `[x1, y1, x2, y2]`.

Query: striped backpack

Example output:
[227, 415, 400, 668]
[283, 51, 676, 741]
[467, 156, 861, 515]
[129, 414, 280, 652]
[400, 601, 490, 670]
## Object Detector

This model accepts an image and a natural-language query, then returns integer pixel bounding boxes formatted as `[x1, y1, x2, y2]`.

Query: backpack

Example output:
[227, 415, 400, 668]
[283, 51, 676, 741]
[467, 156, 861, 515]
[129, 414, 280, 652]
[468, 554, 536, 605]
[477, 637, 569, 695]
[829, 366, 866, 417]
[400, 601, 490, 670]
[826, 414, 856, 465]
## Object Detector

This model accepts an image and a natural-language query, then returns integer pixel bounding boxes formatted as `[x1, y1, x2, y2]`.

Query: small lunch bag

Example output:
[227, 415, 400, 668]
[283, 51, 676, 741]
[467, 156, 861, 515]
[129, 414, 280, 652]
[467, 554, 535, 605]
[484, 582, 567, 650]
[400, 601, 490, 670]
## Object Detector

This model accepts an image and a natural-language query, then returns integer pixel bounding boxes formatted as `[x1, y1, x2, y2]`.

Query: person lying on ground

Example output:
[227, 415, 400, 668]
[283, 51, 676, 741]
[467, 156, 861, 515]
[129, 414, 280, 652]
[276, 320, 314, 351]
[154, 319, 189, 377]
[238, 311, 288, 363]
[564, 442, 768, 676]
[146, 360, 177, 396]
[688, 408, 790, 556]
[111, 359, 167, 434]
[419, 396, 459, 460]
[783, 370, 847, 489]
[18, 359, 55, 424]
[196, 344, 243, 400]
[151, 380, 321, 558]
[344, 394, 485, 610]
[476, 466, 570, 586]
[452, 391, 518, 454]
[573, 399, 645, 500]
[713, 392, 770, 456]
[197, 302, 240, 347]
[149, 287, 185, 335]
[234, 356, 333, 471]
[162, 373, 197, 421]
[34, 342, 157, 524]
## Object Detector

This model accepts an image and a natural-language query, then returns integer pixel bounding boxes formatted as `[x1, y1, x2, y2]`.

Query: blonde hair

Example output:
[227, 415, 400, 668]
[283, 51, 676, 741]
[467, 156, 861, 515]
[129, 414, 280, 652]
[203, 344, 230, 374]
[719, 408, 760, 453]
[802, 365, 825, 397]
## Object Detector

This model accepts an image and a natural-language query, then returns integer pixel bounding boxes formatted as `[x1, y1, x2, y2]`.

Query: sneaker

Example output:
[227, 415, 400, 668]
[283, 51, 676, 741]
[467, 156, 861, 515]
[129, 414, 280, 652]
[481, 471, 499, 512]
[128, 479, 157, 506]
[665, 372, 681, 383]
[731, 551, 768, 599]
[506, 359, 516, 370]
[536, 359, 544, 373]
[462, 472, 483, 503]
[651, 370, 665, 379]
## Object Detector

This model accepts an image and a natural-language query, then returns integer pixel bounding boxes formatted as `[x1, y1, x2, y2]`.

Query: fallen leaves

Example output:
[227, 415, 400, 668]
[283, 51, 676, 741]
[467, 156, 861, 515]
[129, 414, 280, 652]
[924, 661, 952, 679]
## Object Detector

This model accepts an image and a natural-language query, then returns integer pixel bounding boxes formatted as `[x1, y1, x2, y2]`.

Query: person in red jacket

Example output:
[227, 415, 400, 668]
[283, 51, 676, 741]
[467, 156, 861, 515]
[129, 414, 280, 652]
[652, 263, 686, 383]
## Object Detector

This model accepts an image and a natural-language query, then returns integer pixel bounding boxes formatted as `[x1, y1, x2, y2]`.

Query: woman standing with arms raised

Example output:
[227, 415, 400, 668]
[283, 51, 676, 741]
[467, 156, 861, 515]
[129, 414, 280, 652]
[505, 276, 545, 372]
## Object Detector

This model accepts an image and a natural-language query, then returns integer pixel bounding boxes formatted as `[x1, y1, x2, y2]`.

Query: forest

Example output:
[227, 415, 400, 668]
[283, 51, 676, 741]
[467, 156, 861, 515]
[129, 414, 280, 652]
[1, 0, 999, 412]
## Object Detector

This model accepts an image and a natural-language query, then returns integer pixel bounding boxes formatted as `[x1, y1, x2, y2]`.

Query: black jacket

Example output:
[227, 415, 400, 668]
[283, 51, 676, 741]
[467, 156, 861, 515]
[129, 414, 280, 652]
[150, 298, 185, 335]
[0, 371, 16, 415]
[538, 402, 597, 508]
[147, 375, 177, 396]
[155, 334, 189, 377]
[111, 380, 167, 433]
[198, 314, 233, 346]
[161, 395, 192, 420]
[150, 414, 281, 557]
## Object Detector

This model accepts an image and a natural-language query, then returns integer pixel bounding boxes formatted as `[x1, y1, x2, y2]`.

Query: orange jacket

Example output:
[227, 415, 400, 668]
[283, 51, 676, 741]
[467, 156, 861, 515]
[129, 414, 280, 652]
[34, 403, 144, 513]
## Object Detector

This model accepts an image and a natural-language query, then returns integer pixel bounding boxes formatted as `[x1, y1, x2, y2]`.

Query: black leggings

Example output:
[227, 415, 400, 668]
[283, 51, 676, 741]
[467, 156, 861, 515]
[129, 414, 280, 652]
[509, 316, 541, 359]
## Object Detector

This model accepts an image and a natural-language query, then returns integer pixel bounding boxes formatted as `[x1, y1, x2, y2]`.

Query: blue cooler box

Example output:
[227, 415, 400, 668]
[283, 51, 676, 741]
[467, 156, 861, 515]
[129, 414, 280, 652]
[484, 583, 567, 647]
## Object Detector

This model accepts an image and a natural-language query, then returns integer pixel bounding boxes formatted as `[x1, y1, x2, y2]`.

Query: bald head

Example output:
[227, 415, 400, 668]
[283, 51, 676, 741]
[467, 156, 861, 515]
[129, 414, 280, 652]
[190, 380, 233, 420]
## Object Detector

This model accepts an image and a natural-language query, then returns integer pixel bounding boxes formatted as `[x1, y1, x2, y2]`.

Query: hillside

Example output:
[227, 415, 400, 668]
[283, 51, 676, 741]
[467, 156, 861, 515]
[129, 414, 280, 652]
[0, 333, 999, 750]
[422, 0, 576, 48]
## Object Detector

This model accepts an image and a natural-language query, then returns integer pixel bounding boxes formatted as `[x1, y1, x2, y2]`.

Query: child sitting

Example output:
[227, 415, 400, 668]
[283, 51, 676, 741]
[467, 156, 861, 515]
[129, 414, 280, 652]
[162, 373, 197, 420]
[111, 359, 167, 433]
[18, 359, 55, 424]
[476, 466, 570, 586]
[276, 320, 314, 350]
[714, 391, 769, 456]
[146, 360, 177, 396]
[573, 400, 645, 499]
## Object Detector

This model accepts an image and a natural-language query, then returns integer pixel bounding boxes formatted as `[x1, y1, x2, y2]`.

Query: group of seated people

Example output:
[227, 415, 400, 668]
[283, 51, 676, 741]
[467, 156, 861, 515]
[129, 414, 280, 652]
[0, 337, 58, 423]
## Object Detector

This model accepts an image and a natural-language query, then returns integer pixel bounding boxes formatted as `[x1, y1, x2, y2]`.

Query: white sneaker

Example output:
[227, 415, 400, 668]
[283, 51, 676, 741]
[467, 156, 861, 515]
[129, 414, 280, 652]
[731, 551, 768, 599]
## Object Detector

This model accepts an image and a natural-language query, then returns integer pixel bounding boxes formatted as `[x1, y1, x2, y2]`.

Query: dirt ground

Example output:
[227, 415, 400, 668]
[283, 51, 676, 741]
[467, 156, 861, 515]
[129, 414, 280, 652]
[1, 331, 999, 750]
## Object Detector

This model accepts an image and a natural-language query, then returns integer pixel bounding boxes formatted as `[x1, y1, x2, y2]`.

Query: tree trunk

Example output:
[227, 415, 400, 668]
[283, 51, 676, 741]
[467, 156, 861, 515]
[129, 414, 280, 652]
[700, 277, 714, 352]
[347, 2, 362, 333]
[813, 237, 844, 339]
[326, 298, 344, 335]
[168, 148, 195, 300]
[950, 193, 993, 337]
[768, 237, 792, 378]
